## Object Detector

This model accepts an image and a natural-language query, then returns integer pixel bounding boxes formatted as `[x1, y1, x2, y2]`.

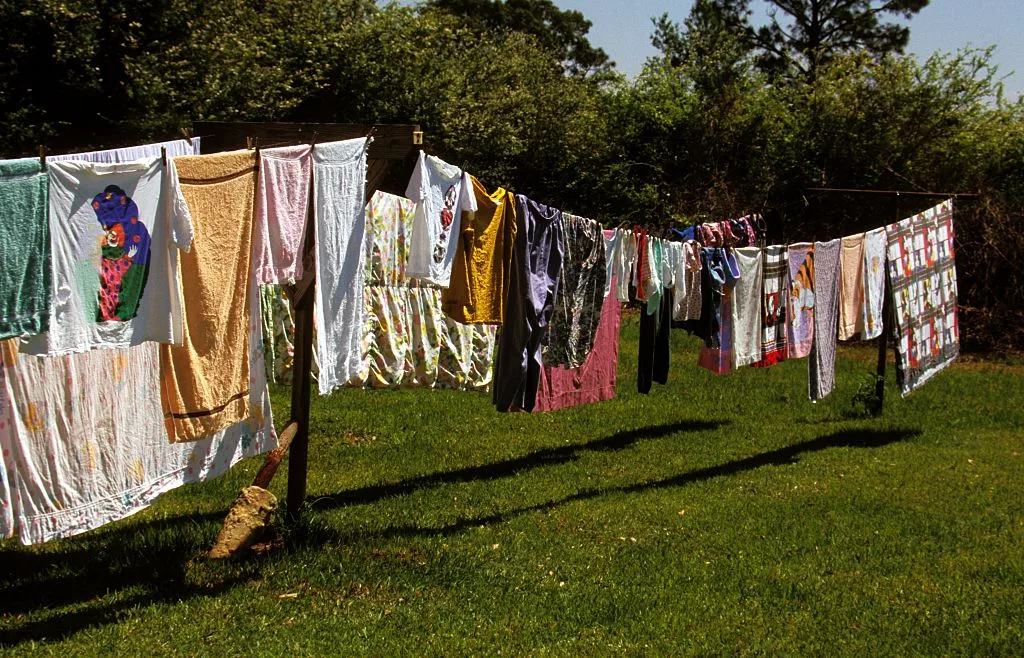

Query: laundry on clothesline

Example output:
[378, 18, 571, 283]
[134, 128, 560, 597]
[0, 132, 962, 544]
[0, 138, 276, 546]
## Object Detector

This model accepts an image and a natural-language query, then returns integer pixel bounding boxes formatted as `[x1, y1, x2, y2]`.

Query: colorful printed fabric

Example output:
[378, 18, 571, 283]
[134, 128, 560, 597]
[22, 157, 193, 355]
[545, 214, 606, 368]
[352, 191, 496, 390]
[672, 241, 703, 322]
[0, 139, 274, 545]
[752, 245, 788, 367]
[405, 152, 475, 287]
[260, 284, 296, 385]
[0, 357, 14, 539]
[809, 239, 841, 401]
[731, 247, 762, 368]
[0, 158, 49, 340]
[786, 242, 815, 359]
[886, 200, 958, 397]
[535, 273, 621, 411]
[861, 227, 888, 340]
[0, 278, 276, 545]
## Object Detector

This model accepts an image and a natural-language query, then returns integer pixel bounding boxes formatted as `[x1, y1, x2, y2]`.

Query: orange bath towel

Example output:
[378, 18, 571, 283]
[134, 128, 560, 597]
[160, 150, 257, 442]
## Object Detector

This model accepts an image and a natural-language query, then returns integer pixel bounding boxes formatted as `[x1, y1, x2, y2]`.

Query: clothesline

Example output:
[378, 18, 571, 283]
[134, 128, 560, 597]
[0, 128, 960, 543]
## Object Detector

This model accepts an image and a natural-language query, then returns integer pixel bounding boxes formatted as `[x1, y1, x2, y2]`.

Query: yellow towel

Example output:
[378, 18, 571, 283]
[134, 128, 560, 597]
[161, 150, 257, 442]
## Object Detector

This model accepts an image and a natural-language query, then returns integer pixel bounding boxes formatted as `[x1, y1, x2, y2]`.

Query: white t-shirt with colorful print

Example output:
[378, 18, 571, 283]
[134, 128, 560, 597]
[405, 151, 476, 288]
[22, 156, 193, 355]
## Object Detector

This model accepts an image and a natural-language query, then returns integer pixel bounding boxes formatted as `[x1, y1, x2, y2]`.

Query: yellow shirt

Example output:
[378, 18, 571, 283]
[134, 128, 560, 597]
[442, 176, 516, 324]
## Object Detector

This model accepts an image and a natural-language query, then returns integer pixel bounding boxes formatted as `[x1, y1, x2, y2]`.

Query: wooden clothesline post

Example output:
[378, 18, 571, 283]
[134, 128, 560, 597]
[195, 121, 422, 521]
[873, 271, 891, 416]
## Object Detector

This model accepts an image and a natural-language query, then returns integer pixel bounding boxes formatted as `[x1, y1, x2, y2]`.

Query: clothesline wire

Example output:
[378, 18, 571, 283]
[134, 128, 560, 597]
[804, 187, 980, 199]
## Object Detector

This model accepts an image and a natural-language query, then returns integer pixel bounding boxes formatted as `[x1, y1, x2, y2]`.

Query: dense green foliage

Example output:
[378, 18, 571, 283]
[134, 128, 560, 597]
[0, 0, 1021, 348]
[2, 326, 1023, 653]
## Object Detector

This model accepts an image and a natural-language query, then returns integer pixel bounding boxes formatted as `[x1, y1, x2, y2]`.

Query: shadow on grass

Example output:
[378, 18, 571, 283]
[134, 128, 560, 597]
[0, 425, 919, 647]
[307, 420, 726, 511]
[352, 427, 922, 541]
[0, 511, 254, 646]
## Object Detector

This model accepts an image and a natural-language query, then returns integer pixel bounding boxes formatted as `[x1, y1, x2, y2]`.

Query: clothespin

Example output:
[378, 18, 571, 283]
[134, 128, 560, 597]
[161, 146, 167, 167]
[180, 127, 193, 145]
[38, 145, 46, 171]
[310, 131, 319, 147]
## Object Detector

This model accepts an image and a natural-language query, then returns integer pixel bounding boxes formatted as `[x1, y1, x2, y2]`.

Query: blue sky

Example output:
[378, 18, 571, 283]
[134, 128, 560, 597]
[555, 0, 1023, 99]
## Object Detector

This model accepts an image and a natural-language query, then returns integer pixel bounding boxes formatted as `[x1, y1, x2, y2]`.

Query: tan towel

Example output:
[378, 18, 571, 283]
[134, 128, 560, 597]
[161, 150, 257, 442]
[838, 232, 866, 340]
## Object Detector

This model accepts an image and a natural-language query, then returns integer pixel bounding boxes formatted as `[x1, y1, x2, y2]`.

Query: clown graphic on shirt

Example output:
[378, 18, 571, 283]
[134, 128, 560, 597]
[91, 185, 151, 321]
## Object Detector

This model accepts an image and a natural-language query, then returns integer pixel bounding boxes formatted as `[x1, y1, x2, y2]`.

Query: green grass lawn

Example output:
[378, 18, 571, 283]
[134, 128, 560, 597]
[2, 316, 1023, 656]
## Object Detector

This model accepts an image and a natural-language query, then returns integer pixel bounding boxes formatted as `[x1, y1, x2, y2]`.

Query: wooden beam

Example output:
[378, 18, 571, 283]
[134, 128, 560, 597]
[251, 421, 299, 490]
[286, 167, 318, 520]
[193, 121, 420, 161]
[197, 121, 422, 521]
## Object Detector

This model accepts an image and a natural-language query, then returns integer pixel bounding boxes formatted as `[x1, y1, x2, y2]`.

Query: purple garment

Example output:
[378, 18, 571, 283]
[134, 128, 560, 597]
[493, 195, 564, 412]
[809, 239, 841, 401]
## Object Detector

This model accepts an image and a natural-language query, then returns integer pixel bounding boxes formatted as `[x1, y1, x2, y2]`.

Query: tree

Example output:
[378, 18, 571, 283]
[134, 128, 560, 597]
[753, 0, 930, 80]
[0, 0, 375, 154]
[424, 0, 612, 77]
[651, 0, 754, 97]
